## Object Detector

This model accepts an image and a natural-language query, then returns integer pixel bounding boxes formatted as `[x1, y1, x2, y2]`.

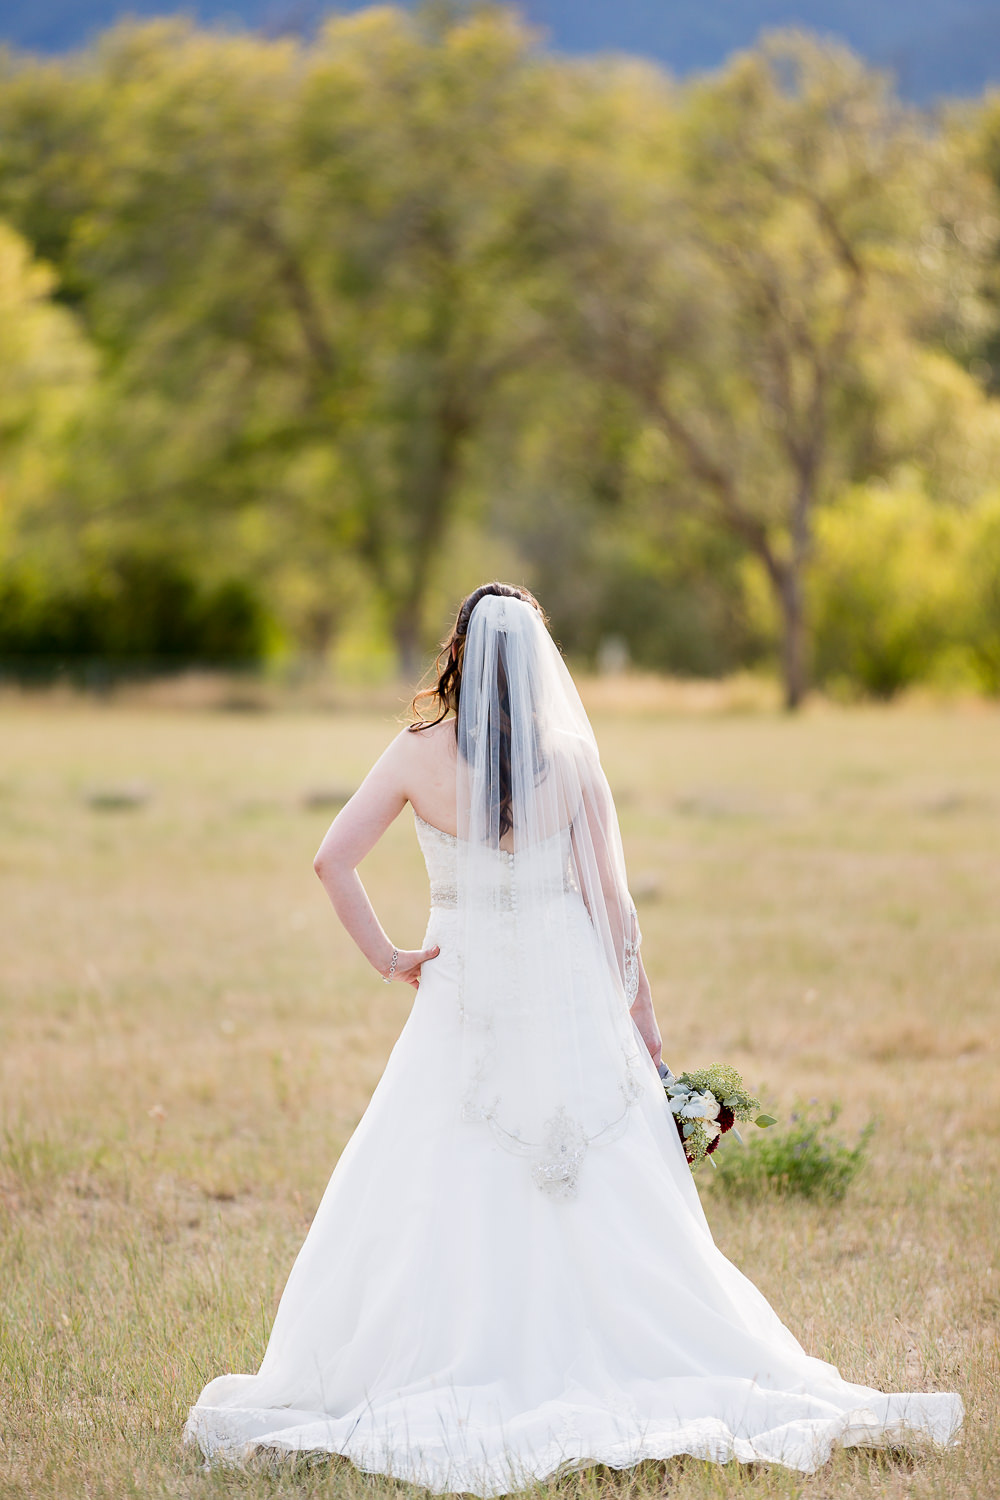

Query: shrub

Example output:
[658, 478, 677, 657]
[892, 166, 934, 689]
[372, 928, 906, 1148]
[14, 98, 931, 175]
[960, 490, 1000, 695]
[810, 485, 962, 699]
[0, 546, 272, 682]
[711, 1102, 874, 1201]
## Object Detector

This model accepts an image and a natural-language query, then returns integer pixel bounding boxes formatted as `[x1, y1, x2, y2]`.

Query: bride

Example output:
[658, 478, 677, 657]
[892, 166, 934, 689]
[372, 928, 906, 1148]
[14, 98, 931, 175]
[185, 581, 961, 1493]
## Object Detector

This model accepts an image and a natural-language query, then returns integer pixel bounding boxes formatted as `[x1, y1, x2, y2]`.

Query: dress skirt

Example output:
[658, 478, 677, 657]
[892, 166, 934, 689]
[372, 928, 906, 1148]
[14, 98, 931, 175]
[184, 907, 962, 1494]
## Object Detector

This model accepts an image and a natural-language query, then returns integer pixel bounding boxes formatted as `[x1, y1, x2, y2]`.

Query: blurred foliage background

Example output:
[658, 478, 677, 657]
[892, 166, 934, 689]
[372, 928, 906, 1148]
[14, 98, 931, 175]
[3, 2, 1000, 706]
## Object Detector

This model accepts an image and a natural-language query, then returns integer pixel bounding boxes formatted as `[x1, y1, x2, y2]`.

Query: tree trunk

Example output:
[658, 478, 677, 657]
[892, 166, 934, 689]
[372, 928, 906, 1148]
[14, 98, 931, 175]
[777, 562, 807, 711]
[393, 605, 423, 687]
[779, 469, 816, 711]
[389, 390, 470, 684]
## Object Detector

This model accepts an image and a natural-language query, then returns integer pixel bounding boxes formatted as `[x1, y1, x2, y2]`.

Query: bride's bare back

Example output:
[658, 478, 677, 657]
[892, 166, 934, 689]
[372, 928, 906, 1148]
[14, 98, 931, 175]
[333, 719, 459, 850]
[399, 720, 461, 836]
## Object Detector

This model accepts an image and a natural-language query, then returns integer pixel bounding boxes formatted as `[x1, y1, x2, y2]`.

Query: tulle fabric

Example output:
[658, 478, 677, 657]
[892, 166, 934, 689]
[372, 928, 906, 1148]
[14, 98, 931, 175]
[184, 819, 963, 1492]
[455, 594, 645, 1196]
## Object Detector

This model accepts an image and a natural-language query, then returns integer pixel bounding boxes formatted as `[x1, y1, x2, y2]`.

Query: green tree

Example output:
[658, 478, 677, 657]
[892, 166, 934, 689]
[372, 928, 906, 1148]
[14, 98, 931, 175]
[3, 18, 999, 693]
[552, 32, 996, 706]
[290, 5, 555, 673]
[962, 89, 1000, 395]
[960, 490, 1000, 694]
[0, 8, 557, 676]
[0, 220, 95, 559]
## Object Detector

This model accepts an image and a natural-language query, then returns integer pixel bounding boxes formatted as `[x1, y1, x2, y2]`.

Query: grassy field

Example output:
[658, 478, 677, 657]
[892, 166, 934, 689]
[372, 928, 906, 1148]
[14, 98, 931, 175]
[1, 690, 998, 1500]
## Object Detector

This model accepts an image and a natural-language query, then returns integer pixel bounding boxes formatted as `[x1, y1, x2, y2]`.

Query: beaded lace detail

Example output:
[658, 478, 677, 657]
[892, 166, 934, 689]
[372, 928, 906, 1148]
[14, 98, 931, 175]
[623, 905, 641, 1005]
[530, 1109, 588, 1200]
[414, 812, 575, 913]
[413, 809, 644, 1202]
[413, 814, 462, 910]
[473, 1070, 643, 1202]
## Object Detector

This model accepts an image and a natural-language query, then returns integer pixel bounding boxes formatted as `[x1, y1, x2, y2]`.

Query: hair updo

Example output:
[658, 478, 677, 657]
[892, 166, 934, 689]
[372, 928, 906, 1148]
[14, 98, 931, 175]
[408, 581, 546, 735]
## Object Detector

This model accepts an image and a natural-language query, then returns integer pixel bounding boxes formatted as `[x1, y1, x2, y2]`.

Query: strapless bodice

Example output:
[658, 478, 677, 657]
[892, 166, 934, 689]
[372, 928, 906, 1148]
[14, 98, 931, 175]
[413, 812, 577, 912]
[413, 814, 464, 910]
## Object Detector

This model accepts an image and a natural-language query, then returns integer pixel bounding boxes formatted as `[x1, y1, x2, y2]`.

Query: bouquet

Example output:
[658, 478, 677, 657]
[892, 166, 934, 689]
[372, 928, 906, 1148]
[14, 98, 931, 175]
[659, 1062, 776, 1169]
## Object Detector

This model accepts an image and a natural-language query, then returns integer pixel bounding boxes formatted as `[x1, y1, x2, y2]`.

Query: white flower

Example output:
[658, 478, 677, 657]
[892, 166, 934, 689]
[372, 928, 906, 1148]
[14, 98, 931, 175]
[680, 1090, 721, 1122]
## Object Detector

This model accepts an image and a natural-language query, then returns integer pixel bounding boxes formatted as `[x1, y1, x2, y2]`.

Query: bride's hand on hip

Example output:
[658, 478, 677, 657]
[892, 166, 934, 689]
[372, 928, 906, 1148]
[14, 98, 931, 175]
[389, 945, 440, 989]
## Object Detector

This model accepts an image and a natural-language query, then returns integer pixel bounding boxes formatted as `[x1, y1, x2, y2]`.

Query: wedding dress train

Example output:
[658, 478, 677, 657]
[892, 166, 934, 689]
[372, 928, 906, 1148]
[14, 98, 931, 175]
[184, 811, 962, 1494]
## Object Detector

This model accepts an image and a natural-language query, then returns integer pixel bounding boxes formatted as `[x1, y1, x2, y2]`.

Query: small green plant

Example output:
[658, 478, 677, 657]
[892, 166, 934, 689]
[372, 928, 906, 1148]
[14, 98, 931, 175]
[711, 1102, 874, 1201]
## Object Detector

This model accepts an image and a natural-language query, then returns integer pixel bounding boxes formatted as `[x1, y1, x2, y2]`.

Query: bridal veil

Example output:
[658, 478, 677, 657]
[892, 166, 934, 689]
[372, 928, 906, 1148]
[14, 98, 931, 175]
[455, 592, 648, 1199]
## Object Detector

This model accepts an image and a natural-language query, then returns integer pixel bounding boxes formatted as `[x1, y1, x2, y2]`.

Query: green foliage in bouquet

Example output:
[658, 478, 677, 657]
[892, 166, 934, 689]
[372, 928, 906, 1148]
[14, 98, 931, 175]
[712, 1102, 875, 1201]
[665, 1063, 776, 1169]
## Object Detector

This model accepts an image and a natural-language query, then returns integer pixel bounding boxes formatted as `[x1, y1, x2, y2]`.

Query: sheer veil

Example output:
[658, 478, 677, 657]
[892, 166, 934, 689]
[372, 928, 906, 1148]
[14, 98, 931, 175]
[455, 593, 649, 1200]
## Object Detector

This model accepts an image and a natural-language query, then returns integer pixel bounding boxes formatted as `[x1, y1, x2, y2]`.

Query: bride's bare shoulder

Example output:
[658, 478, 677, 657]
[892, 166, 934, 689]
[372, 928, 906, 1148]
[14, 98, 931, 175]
[401, 718, 457, 756]
[381, 717, 456, 784]
[394, 719, 458, 828]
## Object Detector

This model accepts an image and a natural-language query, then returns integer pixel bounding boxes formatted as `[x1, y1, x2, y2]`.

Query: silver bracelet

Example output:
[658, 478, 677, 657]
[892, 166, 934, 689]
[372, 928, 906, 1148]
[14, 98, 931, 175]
[382, 947, 398, 984]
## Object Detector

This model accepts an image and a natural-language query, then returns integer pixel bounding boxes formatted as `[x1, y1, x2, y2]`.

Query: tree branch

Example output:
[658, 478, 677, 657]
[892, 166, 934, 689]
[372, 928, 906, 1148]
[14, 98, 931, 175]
[251, 215, 338, 380]
[646, 376, 784, 584]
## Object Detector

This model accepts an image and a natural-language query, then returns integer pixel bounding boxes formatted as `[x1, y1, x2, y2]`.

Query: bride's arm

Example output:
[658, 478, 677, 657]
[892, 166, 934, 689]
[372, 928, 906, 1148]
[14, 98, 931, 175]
[313, 733, 439, 989]
[629, 957, 662, 1069]
[574, 767, 662, 1067]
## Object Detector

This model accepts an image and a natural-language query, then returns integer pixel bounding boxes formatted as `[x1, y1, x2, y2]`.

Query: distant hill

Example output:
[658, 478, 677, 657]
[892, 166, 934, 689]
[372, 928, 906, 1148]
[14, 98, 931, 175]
[3, 0, 1000, 104]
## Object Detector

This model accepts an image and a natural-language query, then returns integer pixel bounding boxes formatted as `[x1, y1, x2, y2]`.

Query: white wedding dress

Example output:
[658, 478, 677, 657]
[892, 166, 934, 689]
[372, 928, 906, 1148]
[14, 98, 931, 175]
[184, 809, 962, 1494]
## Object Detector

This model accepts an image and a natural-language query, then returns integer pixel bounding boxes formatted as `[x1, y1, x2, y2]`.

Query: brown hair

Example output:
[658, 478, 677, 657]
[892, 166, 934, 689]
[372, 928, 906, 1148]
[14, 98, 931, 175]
[409, 582, 547, 840]
[408, 581, 546, 734]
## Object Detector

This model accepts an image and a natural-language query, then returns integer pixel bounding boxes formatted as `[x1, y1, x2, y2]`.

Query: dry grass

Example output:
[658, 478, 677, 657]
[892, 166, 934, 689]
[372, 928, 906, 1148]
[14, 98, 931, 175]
[1, 691, 998, 1500]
